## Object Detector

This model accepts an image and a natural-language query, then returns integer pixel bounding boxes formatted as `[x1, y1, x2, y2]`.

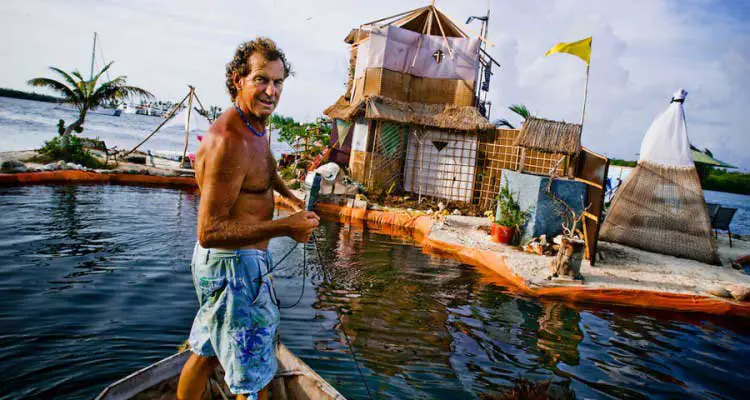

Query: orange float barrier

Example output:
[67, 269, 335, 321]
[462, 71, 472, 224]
[0, 171, 198, 188]
[315, 202, 750, 318]
[2, 173, 747, 318]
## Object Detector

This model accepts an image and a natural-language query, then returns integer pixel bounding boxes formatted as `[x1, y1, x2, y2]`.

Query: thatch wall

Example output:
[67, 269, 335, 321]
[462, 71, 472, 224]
[323, 95, 493, 131]
[515, 117, 582, 154]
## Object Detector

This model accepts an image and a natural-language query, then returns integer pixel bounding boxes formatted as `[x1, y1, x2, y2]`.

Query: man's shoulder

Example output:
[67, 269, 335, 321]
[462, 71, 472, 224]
[205, 117, 244, 147]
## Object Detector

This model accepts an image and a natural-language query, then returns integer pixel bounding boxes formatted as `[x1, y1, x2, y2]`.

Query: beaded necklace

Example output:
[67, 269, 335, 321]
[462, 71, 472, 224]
[233, 103, 266, 137]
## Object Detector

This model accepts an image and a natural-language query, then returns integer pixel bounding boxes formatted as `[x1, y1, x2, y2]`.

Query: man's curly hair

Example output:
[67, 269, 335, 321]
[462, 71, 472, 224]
[225, 37, 292, 101]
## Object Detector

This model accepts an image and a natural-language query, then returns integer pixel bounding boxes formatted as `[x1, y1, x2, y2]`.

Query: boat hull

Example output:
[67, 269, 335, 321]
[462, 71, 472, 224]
[95, 344, 346, 400]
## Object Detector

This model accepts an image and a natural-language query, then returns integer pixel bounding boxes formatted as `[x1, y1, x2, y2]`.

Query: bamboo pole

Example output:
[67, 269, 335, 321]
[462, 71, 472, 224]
[580, 64, 591, 127]
[391, 7, 428, 27]
[191, 90, 212, 123]
[360, 5, 428, 26]
[431, 6, 455, 60]
[125, 91, 191, 155]
[410, 8, 433, 69]
[181, 87, 195, 167]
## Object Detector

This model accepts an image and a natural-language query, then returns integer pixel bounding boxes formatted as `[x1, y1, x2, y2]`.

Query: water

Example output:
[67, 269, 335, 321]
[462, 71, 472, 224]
[0, 97, 293, 158]
[1, 185, 749, 399]
[705, 190, 750, 236]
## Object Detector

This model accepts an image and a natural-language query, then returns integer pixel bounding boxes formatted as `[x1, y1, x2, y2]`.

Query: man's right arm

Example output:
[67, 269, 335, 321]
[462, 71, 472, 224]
[196, 133, 317, 248]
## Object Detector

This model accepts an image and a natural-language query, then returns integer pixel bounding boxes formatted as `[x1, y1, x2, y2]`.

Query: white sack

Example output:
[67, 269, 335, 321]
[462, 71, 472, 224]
[638, 89, 694, 167]
[315, 162, 341, 182]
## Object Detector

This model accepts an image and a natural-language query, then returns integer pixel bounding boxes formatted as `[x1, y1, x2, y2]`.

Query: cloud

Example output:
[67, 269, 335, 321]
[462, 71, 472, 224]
[1, 0, 748, 169]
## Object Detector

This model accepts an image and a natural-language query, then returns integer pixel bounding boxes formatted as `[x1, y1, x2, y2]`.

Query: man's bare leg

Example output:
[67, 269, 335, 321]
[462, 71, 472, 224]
[236, 386, 268, 400]
[177, 353, 220, 400]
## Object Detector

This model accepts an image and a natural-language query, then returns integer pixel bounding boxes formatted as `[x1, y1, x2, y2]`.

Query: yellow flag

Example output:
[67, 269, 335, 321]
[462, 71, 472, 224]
[545, 36, 592, 65]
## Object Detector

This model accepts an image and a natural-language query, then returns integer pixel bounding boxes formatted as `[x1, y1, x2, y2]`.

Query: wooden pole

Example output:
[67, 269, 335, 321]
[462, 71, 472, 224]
[360, 6, 428, 26]
[410, 8, 432, 69]
[125, 91, 191, 155]
[580, 64, 591, 127]
[191, 90, 212, 123]
[432, 6, 455, 60]
[181, 87, 195, 168]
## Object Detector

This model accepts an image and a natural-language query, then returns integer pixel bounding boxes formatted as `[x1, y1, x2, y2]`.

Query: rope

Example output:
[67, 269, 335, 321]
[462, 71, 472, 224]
[311, 232, 374, 400]
[270, 231, 374, 399]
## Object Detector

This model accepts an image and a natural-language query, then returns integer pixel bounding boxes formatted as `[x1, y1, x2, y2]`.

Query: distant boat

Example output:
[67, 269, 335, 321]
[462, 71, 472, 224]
[94, 344, 346, 400]
[87, 33, 121, 117]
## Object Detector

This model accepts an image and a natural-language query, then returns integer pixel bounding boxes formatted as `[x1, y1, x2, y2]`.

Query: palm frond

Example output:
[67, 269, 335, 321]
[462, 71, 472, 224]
[493, 118, 515, 129]
[89, 79, 153, 109]
[26, 77, 78, 103]
[509, 104, 531, 120]
[48, 67, 81, 91]
[91, 62, 114, 86]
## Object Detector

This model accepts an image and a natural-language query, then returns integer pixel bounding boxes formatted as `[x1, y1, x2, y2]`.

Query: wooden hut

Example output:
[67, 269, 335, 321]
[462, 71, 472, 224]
[324, 4, 495, 201]
[513, 117, 582, 176]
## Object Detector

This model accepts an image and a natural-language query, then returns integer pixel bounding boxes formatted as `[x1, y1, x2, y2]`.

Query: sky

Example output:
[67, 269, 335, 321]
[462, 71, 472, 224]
[1, 0, 749, 170]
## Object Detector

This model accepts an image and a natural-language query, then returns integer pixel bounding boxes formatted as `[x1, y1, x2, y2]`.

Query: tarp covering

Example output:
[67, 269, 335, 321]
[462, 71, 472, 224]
[354, 25, 480, 82]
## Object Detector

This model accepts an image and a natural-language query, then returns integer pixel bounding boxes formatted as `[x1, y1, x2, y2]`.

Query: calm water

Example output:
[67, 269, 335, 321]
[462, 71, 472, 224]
[0, 97, 293, 158]
[1, 185, 749, 399]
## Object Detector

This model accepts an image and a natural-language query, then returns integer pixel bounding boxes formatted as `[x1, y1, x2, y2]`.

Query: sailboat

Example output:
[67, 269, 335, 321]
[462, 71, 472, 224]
[88, 32, 122, 117]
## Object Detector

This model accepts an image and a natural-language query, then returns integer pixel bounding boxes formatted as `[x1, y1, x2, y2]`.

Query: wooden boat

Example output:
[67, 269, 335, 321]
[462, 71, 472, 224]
[95, 344, 346, 400]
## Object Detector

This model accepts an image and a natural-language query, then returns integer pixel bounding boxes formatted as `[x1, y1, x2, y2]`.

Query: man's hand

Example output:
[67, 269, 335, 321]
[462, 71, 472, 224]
[286, 211, 320, 242]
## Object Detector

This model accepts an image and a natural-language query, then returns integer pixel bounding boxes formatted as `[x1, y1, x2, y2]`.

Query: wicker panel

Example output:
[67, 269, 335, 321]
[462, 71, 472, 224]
[404, 128, 478, 202]
[600, 162, 719, 264]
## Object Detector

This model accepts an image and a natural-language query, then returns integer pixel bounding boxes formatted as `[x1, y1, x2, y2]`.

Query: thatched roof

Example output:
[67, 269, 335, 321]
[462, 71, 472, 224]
[323, 96, 494, 131]
[514, 117, 581, 154]
[344, 29, 370, 44]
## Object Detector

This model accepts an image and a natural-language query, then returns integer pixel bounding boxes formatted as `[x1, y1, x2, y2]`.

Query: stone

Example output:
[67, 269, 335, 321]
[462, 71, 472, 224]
[726, 285, 750, 301]
[707, 286, 732, 299]
[1, 160, 27, 173]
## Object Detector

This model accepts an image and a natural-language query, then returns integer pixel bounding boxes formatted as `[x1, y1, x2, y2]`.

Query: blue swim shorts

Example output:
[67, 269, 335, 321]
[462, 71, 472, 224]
[188, 243, 281, 398]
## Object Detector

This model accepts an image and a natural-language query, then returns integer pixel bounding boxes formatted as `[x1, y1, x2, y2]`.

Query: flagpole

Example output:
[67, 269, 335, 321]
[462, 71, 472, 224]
[580, 63, 590, 127]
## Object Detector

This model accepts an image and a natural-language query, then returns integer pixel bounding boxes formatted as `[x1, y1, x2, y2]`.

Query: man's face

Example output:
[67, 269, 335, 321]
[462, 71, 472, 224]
[234, 53, 285, 119]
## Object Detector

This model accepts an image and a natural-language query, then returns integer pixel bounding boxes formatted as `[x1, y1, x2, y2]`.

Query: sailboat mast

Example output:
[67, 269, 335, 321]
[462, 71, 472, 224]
[90, 32, 97, 80]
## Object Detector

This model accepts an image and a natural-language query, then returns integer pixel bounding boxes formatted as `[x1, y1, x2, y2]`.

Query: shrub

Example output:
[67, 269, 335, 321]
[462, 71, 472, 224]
[35, 135, 108, 169]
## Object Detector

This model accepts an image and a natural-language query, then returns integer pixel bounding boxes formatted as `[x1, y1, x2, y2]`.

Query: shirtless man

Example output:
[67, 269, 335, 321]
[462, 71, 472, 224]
[177, 38, 319, 400]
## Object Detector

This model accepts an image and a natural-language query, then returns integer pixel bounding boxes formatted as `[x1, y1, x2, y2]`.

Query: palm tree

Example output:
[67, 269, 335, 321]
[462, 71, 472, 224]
[493, 104, 533, 129]
[28, 62, 153, 142]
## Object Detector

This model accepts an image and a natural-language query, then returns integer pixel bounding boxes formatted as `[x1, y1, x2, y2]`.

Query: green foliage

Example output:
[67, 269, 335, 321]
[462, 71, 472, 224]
[0, 87, 61, 103]
[609, 158, 637, 167]
[508, 104, 532, 120]
[28, 62, 153, 135]
[35, 135, 108, 169]
[495, 180, 532, 229]
[271, 114, 331, 147]
[703, 169, 750, 195]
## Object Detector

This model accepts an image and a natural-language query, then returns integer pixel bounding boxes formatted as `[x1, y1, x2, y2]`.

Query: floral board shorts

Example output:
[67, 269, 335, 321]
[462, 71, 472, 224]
[188, 243, 281, 398]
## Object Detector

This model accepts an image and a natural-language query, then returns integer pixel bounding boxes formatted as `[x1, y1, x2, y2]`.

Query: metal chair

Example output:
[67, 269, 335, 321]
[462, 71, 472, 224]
[705, 202, 721, 222]
[712, 206, 737, 247]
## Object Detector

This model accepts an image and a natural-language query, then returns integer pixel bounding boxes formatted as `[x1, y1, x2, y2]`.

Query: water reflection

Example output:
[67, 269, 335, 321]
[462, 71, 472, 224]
[308, 217, 750, 399]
